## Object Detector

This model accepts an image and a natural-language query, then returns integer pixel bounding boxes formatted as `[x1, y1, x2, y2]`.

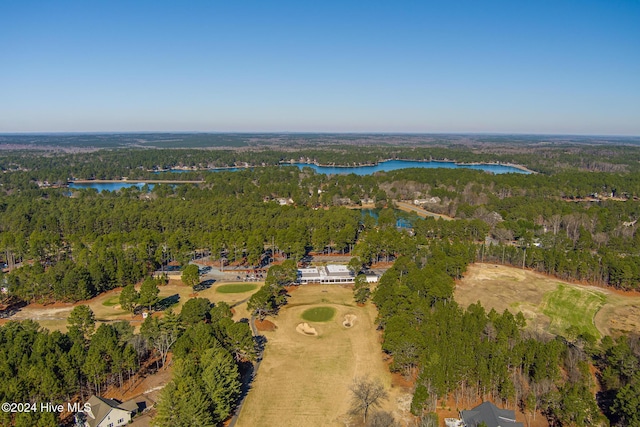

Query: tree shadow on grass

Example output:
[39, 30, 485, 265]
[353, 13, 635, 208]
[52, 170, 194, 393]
[254, 335, 268, 362]
[194, 279, 215, 292]
[0, 300, 27, 319]
[155, 294, 180, 311]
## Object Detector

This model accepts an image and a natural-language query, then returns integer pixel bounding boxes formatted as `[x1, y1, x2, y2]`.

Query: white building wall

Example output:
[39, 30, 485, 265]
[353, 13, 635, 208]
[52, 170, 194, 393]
[97, 408, 131, 427]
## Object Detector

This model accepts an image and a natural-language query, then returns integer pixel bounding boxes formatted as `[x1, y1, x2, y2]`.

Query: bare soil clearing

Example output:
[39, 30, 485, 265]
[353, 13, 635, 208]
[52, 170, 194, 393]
[255, 319, 276, 332]
[395, 200, 454, 220]
[456, 263, 640, 337]
[236, 285, 412, 427]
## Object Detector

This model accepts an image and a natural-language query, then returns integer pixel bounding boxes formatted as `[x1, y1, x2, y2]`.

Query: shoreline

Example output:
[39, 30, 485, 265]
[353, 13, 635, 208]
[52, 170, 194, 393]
[73, 158, 535, 179]
[287, 158, 536, 174]
[69, 179, 204, 184]
[152, 165, 248, 172]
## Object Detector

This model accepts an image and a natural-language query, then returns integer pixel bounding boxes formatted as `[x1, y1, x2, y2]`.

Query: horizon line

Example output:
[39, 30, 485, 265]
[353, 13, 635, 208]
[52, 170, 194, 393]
[1, 131, 639, 138]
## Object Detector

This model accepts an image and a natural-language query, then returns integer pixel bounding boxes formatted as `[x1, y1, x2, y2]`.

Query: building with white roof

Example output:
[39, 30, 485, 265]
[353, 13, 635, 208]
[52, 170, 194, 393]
[297, 265, 378, 284]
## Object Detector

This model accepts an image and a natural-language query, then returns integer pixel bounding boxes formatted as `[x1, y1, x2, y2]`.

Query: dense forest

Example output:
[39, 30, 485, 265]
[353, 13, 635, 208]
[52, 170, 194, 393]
[4, 161, 640, 301]
[2, 141, 640, 426]
[0, 297, 253, 427]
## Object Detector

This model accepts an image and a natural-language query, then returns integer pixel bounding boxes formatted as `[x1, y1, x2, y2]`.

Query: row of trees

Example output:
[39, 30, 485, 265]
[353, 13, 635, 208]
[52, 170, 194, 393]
[372, 243, 605, 426]
[0, 293, 254, 427]
[5, 154, 640, 294]
[4, 137, 640, 185]
[153, 298, 255, 426]
[0, 305, 145, 427]
[247, 261, 298, 319]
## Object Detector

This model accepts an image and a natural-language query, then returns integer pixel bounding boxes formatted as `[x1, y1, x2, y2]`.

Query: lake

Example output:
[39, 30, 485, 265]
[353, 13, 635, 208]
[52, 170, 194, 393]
[360, 208, 414, 228]
[69, 159, 529, 191]
[292, 159, 529, 175]
[68, 182, 156, 191]
[157, 160, 529, 175]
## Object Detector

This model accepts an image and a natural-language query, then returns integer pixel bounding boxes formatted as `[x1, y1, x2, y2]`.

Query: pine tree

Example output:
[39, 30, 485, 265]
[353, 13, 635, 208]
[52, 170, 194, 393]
[181, 264, 200, 289]
[201, 347, 241, 422]
[138, 276, 160, 311]
[119, 283, 139, 313]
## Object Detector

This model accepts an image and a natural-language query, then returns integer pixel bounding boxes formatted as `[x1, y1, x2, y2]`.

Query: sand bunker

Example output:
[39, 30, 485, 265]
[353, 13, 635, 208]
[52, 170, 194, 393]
[296, 322, 318, 336]
[343, 314, 357, 328]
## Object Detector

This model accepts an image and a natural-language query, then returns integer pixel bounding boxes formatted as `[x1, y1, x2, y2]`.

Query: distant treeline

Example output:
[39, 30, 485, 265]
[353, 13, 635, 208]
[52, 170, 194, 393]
[2, 164, 640, 304]
[3, 140, 640, 185]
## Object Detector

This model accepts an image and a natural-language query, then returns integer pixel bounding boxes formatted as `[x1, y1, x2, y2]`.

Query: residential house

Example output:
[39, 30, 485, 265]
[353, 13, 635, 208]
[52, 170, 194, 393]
[459, 401, 524, 427]
[79, 395, 145, 427]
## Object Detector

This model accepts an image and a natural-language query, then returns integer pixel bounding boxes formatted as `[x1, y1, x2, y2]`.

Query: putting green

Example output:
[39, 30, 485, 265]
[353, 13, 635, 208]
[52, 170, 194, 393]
[102, 296, 120, 306]
[301, 306, 336, 322]
[216, 283, 259, 294]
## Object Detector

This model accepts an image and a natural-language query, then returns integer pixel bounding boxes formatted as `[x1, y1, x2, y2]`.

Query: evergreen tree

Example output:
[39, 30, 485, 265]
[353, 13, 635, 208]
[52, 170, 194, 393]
[138, 276, 160, 311]
[353, 274, 371, 303]
[119, 283, 139, 313]
[181, 264, 200, 289]
[201, 347, 241, 422]
[67, 305, 95, 342]
[179, 297, 211, 326]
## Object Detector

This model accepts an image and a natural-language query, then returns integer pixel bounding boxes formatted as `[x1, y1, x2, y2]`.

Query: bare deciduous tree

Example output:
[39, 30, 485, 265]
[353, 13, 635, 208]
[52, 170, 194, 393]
[367, 411, 398, 427]
[349, 376, 389, 424]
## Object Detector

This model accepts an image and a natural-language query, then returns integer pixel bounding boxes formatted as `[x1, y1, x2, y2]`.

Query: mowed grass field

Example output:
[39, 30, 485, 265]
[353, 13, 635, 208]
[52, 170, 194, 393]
[542, 284, 606, 338]
[301, 306, 336, 322]
[456, 263, 640, 338]
[236, 285, 411, 427]
[1, 280, 262, 333]
[216, 283, 258, 294]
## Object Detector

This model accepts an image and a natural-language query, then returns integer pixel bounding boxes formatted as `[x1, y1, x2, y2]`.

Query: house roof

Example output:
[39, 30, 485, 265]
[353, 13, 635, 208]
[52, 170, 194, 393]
[460, 402, 524, 427]
[298, 265, 354, 280]
[84, 395, 133, 427]
[117, 399, 140, 413]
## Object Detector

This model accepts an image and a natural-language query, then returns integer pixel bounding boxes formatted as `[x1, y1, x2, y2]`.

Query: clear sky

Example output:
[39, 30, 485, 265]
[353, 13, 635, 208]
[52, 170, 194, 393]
[1, 0, 639, 135]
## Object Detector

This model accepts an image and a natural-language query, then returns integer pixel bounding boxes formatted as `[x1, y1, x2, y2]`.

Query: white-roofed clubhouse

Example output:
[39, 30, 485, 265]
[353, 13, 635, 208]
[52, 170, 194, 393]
[297, 264, 378, 284]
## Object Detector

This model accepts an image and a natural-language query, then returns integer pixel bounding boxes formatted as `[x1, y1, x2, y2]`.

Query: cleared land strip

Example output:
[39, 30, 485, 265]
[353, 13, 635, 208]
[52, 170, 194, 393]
[455, 263, 640, 338]
[394, 200, 454, 220]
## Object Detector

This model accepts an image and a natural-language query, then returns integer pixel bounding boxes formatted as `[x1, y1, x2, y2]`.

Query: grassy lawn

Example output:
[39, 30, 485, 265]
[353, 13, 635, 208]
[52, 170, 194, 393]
[301, 306, 336, 322]
[541, 284, 607, 338]
[236, 286, 403, 427]
[102, 295, 120, 306]
[216, 283, 259, 294]
[456, 264, 640, 339]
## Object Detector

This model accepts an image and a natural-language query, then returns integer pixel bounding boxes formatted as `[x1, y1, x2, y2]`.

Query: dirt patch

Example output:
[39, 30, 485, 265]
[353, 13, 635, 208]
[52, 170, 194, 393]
[595, 300, 640, 336]
[255, 319, 276, 332]
[390, 371, 415, 389]
[342, 314, 357, 328]
[296, 322, 318, 336]
[284, 285, 299, 293]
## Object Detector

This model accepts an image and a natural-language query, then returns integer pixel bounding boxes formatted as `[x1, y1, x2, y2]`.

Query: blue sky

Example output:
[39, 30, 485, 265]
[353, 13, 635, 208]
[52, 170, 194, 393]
[1, 1, 639, 134]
